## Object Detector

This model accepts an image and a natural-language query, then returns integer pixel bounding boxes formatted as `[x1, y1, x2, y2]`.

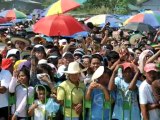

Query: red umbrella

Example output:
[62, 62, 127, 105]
[0, 17, 10, 24]
[33, 14, 86, 36]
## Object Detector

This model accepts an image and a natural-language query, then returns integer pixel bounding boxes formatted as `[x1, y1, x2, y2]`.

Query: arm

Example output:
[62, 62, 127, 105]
[146, 50, 160, 64]
[140, 104, 149, 120]
[147, 103, 160, 110]
[128, 65, 140, 90]
[0, 86, 7, 94]
[9, 77, 18, 93]
[28, 103, 38, 116]
[85, 82, 99, 100]
[101, 30, 109, 45]
[98, 84, 110, 101]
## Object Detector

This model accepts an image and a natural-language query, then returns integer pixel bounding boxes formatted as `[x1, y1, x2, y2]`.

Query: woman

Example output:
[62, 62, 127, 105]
[57, 61, 87, 120]
[9, 66, 34, 120]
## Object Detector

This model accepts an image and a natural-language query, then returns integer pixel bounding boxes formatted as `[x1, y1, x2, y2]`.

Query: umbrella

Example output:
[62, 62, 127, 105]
[121, 22, 156, 33]
[129, 34, 144, 45]
[124, 10, 160, 27]
[33, 14, 86, 36]
[0, 9, 27, 19]
[0, 17, 10, 24]
[45, 0, 80, 16]
[85, 14, 114, 26]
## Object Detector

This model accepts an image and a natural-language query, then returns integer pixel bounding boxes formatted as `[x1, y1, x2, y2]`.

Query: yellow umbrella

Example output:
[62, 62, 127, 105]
[45, 0, 80, 16]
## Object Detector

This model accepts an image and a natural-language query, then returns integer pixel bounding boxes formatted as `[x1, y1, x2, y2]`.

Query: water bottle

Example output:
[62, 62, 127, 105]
[118, 67, 123, 78]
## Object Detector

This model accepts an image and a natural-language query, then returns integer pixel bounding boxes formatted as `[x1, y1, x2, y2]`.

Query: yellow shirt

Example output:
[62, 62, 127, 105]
[57, 80, 85, 117]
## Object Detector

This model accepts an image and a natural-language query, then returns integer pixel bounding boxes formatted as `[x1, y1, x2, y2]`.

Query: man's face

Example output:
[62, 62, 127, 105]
[15, 40, 25, 50]
[145, 71, 158, 84]
[90, 58, 101, 72]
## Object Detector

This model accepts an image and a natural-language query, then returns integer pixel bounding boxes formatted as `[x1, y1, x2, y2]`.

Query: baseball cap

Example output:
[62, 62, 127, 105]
[144, 63, 158, 73]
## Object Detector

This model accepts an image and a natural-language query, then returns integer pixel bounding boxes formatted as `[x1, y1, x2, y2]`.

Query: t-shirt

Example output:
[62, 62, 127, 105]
[139, 80, 160, 120]
[0, 69, 12, 108]
[89, 88, 110, 120]
[57, 80, 85, 117]
[34, 100, 48, 120]
[112, 77, 141, 120]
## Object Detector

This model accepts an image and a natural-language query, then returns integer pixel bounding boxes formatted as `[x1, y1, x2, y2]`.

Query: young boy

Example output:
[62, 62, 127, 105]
[85, 66, 112, 120]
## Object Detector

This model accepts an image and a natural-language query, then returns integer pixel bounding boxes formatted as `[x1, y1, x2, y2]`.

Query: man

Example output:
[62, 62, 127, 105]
[11, 37, 31, 52]
[0, 54, 12, 119]
[139, 63, 160, 120]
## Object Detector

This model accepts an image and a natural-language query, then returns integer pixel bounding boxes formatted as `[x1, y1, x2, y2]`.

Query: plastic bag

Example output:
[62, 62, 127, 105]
[45, 98, 60, 114]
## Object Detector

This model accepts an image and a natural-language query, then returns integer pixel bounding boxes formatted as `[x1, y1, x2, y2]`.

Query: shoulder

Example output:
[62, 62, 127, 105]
[139, 81, 148, 90]
[59, 80, 68, 87]
[1, 69, 11, 75]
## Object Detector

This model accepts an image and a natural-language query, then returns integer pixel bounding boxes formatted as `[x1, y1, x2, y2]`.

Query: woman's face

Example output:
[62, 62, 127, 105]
[135, 49, 141, 58]
[18, 71, 28, 85]
[35, 51, 45, 60]
[83, 58, 90, 68]
[90, 58, 101, 72]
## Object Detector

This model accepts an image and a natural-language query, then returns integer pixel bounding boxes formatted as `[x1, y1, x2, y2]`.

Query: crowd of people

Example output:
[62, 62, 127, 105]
[0, 15, 160, 120]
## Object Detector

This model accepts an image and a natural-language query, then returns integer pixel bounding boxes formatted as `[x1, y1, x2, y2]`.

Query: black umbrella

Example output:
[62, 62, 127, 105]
[121, 22, 156, 33]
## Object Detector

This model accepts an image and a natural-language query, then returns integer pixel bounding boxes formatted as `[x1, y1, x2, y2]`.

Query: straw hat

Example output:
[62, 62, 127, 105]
[63, 61, 87, 74]
[11, 37, 31, 46]
[91, 66, 104, 82]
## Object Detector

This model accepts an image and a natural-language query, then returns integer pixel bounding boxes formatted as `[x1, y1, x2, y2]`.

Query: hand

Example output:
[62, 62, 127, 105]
[119, 48, 129, 61]
[74, 103, 82, 115]
[114, 64, 123, 73]
[13, 70, 19, 78]
[32, 103, 38, 109]
[40, 74, 51, 83]
[88, 82, 99, 91]
[12, 115, 17, 120]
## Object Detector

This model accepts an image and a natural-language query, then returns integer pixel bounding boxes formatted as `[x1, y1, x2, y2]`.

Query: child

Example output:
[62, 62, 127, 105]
[108, 62, 141, 120]
[9, 66, 34, 120]
[85, 66, 112, 120]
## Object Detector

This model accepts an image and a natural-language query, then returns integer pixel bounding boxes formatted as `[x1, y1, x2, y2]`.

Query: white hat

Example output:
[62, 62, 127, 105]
[38, 59, 47, 65]
[91, 66, 104, 82]
[63, 61, 87, 74]
[6, 49, 20, 58]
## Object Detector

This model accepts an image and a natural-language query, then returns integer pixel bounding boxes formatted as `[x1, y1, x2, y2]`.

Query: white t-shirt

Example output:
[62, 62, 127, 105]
[57, 65, 66, 77]
[0, 69, 12, 108]
[34, 100, 48, 120]
[139, 80, 160, 120]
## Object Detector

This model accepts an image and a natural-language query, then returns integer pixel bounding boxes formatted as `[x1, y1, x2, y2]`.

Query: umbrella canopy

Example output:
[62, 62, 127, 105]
[85, 14, 113, 26]
[0, 17, 10, 24]
[129, 34, 144, 45]
[124, 10, 160, 27]
[45, 0, 80, 16]
[33, 14, 86, 36]
[0, 9, 27, 19]
[121, 22, 156, 33]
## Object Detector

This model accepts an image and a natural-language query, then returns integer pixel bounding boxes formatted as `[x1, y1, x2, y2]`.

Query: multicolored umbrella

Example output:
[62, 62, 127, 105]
[0, 9, 27, 19]
[33, 14, 86, 36]
[124, 10, 160, 27]
[121, 22, 156, 33]
[45, 0, 80, 16]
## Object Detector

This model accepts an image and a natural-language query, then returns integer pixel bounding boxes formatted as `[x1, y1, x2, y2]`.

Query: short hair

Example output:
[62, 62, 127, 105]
[0, 54, 2, 63]
[104, 67, 112, 77]
[107, 51, 119, 61]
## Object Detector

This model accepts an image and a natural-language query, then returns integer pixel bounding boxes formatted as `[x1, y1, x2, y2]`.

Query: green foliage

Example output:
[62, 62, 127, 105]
[77, 0, 137, 14]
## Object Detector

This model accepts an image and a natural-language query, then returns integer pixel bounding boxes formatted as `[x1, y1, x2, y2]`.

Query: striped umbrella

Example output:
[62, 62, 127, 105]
[45, 0, 80, 16]
[124, 10, 160, 27]
[0, 9, 27, 20]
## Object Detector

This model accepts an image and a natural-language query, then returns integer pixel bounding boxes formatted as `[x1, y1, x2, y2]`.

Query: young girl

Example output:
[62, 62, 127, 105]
[108, 62, 141, 120]
[28, 85, 60, 120]
[9, 66, 34, 120]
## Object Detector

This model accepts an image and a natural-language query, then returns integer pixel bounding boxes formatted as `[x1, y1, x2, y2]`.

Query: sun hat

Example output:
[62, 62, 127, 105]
[11, 37, 31, 46]
[74, 48, 85, 57]
[91, 66, 104, 82]
[1, 58, 12, 70]
[144, 63, 158, 73]
[63, 61, 87, 74]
